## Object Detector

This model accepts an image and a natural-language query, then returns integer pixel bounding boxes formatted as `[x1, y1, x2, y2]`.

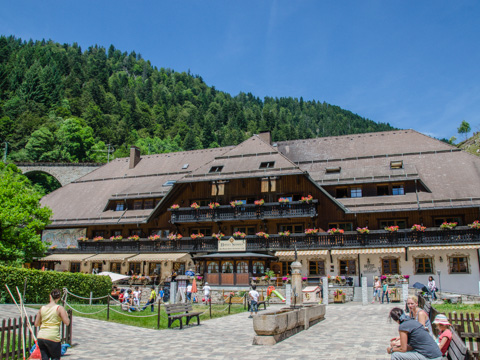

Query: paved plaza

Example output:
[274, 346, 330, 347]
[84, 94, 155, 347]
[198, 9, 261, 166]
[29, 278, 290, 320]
[0, 303, 399, 359]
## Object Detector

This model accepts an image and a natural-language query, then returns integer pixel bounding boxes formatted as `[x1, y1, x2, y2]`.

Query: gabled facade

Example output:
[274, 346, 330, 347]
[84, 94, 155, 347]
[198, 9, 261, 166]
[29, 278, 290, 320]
[37, 130, 480, 293]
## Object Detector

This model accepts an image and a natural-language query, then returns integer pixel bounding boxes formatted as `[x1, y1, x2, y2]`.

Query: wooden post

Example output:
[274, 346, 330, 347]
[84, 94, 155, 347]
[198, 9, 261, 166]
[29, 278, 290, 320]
[209, 297, 212, 318]
[157, 298, 161, 329]
[6, 318, 11, 360]
[228, 295, 232, 314]
[107, 297, 110, 321]
[89, 291, 93, 305]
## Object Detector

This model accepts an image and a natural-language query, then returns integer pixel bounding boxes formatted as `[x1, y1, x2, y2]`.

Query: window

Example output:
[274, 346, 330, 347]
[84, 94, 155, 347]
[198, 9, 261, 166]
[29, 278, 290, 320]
[144, 199, 154, 209]
[92, 262, 103, 273]
[414, 257, 433, 274]
[173, 262, 185, 275]
[191, 228, 212, 236]
[336, 188, 348, 198]
[260, 161, 275, 169]
[252, 261, 265, 274]
[150, 229, 162, 236]
[70, 262, 81, 273]
[115, 201, 124, 211]
[209, 166, 224, 173]
[195, 262, 205, 275]
[233, 226, 256, 235]
[350, 187, 362, 198]
[182, 164, 189, 169]
[111, 229, 122, 237]
[380, 219, 407, 229]
[382, 258, 399, 274]
[193, 199, 211, 207]
[162, 180, 176, 187]
[328, 223, 353, 231]
[279, 224, 304, 233]
[155, 198, 162, 206]
[261, 178, 276, 192]
[449, 256, 468, 273]
[377, 185, 389, 196]
[390, 160, 403, 169]
[392, 185, 405, 195]
[133, 200, 143, 210]
[207, 261, 219, 273]
[129, 263, 140, 274]
[93, 230, 105, 237]
[339, 260, 356, 275]
[221, 261, 234, 273]
[236, 261, 248, 273]
[149, 263, 161, 275]
[309, 261, 326, 276]
[211, 183, 225, 196]
[434, 217, 462, 226]
[111, 262, 122, 273]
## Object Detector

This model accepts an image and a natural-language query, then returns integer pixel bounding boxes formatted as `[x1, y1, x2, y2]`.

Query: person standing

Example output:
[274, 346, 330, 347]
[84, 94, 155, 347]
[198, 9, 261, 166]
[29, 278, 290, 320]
[133, 286, 141, 307]
[141, 286, 157, 312]
[382, 281, 390, 304]
[186, 282, 193, 301]
[427, 276, 437, 300]
[248, 285, 260, 318]
[372, 276, 381, 303]
[34, 289, 71, 360]
[203, 282, 211, 302]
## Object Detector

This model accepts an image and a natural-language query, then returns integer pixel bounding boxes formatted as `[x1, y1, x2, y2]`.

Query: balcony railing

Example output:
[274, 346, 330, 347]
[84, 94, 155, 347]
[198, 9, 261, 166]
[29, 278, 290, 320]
[168, 200, 318, 223]
[70, 228, 480, 254]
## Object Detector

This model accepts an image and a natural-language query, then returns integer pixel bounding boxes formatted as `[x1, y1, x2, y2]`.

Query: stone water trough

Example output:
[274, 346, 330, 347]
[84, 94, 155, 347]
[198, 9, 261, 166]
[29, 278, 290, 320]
[252, 304, 326, 345]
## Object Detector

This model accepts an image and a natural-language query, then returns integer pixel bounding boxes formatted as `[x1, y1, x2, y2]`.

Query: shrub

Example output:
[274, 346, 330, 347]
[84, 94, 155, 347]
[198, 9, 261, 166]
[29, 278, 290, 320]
[0, 265, 112, 304]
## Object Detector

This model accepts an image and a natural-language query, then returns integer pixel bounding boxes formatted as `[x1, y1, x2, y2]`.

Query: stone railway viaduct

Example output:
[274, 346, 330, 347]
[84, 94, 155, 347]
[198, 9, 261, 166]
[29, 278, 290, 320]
[15, 162, 103, 186]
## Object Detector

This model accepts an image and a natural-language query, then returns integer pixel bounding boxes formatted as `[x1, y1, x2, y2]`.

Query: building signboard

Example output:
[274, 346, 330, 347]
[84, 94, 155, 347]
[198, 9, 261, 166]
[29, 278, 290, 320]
[218, 237, 246, 252]
[41, 228, 87, 248]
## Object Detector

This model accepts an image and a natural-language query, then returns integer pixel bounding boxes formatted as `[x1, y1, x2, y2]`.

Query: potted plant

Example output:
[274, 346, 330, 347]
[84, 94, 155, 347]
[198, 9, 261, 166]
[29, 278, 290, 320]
[212, 232, 225, 240]
[440, 222, 457, 230]
[110, 235, 123, 241]
[333, 289, 346, 303]
[278, 197, 290, 204]
[78, 236, 88, 241]
[148, 234, 160, 241]
[385, 226, 399, 232]
[327, 228, 344, 235]
[128, 235, 140, 241]
[254, 199, 265, 206]
[93, 236, 104, 242]
[256, 232, 269, 239]
[356, 227, 369, 234]
[208, 202, 220, 209]
[300, 195, 314, 203]
[411, 224, 426, 232]
[469, 220, 480, 230]
[190, 202, 200, 210]
[279, 230, 291, 237]
[233, 231, 246, 238]
[230, 200, 243, 207]
[304, 228, 319, 235]
[190, 233, 204, 240]
[170, 204, 180, 210]
[168, 233, 182, 240]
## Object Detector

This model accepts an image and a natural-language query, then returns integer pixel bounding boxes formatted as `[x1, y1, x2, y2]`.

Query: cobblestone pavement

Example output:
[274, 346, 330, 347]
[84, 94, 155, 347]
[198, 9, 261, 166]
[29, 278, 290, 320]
[0, 303, 399, 359]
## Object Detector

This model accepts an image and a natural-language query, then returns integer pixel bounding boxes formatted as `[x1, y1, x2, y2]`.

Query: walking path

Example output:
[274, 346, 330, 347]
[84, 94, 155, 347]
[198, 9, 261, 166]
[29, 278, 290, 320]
[0, 303, 398, 359]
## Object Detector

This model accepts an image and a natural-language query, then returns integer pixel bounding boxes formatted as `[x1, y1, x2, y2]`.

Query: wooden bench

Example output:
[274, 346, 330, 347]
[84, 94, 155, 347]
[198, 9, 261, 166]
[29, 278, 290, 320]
[164, 303, 201, 329]
[448, 325, 471, 360]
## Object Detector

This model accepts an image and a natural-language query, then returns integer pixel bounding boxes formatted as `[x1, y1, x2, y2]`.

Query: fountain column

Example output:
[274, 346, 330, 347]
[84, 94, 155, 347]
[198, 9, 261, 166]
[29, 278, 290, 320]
[290, 260, 303, 306]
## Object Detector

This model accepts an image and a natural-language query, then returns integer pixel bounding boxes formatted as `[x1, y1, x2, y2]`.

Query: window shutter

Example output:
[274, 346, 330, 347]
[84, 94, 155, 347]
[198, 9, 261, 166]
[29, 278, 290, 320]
[261, 179, 269, 193]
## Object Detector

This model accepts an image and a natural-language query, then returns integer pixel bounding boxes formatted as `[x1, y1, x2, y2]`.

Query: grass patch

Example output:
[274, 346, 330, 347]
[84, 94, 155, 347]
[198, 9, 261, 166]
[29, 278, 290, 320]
[434, 303, 480, 318]
[28, 303, 248, 330]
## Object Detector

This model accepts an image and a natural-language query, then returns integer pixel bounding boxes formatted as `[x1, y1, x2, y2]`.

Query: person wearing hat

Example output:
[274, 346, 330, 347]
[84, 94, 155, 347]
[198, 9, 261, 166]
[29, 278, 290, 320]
[433, 314, 452, 356]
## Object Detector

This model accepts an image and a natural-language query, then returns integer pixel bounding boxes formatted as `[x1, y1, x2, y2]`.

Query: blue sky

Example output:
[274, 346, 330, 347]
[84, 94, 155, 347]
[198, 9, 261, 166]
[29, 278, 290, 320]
[1, 1, 479, 140]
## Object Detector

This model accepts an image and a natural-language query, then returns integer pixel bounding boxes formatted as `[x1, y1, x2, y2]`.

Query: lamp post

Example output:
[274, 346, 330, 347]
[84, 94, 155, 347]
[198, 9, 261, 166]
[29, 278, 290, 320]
[437, 270, 441, 295]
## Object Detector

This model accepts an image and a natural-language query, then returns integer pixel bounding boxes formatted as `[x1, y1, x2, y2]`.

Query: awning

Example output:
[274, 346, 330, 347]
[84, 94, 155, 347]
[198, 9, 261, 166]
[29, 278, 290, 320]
[409, 245, 480, 251]
[40, 254, 96, 262]
[194, 252, 276, 259]
[127, 253, 190, 262]
[86, 253, 137, 262]
[275, 250, 328, 257]
[331, 248, 405, 255]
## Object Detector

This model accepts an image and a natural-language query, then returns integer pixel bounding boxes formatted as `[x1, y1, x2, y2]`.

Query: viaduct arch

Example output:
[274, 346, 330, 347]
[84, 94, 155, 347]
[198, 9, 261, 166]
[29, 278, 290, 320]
[15, 163, 103, 186]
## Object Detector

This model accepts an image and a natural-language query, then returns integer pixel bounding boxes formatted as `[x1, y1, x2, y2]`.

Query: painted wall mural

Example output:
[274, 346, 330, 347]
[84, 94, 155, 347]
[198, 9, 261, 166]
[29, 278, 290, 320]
[42, 228, 86, 248]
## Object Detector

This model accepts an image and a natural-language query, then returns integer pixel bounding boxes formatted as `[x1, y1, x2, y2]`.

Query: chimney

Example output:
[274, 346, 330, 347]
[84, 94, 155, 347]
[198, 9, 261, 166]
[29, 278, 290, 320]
[129, 146, 141, 169]
[258, 131, 271, 145]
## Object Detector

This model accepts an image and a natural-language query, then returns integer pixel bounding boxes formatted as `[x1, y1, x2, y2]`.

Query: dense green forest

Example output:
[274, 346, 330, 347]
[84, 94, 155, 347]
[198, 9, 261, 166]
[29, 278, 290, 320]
[0, 35, 395, 163]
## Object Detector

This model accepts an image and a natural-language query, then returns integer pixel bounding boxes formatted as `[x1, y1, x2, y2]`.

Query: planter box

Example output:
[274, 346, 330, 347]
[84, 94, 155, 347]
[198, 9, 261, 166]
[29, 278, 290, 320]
[334, 293, 346, 303]
[390, 288, 401, 302]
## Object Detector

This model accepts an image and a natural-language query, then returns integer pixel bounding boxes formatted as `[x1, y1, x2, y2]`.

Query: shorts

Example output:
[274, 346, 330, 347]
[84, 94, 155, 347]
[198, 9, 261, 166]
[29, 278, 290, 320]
[250, 300, 258, 312]
[38, 338, 61, 360]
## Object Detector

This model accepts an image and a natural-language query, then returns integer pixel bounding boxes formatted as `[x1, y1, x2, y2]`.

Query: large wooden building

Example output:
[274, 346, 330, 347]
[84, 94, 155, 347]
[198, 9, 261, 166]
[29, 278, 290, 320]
[38, 130, 480, 293]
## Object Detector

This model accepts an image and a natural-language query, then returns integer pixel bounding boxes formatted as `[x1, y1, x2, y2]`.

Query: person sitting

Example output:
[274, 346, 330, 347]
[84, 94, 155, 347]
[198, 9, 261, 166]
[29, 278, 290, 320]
[387, 307, 443, 359]
[118, 289, 125, 303]
[433, 314, 452, 356]
[407, 295, 434, 337]
[110, 286, 120, 300]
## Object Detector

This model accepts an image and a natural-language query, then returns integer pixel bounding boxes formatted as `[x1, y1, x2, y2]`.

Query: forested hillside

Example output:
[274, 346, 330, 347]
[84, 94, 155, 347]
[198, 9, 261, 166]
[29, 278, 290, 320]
[0, 35, 395, 163]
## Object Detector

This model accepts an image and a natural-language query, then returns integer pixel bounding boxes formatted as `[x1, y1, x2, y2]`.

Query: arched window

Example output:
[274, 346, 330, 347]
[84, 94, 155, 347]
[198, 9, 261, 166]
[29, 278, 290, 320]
[222, 261, 234, 273]
[236, 261, 248, 273]
[207, 261, 219, 273]
[252, 261, 265, 274]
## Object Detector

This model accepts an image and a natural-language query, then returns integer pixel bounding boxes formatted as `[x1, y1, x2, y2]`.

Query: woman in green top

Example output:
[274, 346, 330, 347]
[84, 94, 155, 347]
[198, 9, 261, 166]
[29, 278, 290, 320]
[34, 289, 70, 360]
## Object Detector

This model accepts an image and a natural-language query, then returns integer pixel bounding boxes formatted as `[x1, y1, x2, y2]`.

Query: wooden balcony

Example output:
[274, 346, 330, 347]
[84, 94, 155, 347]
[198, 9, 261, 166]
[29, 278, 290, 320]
[71, 228, 480, 254]
[168, 200, 318, 223]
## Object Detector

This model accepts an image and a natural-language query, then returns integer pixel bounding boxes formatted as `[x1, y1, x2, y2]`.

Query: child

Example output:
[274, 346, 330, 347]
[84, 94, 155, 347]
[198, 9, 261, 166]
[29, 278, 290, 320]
[381, 281, 390, 304]
[433, 314, 452, 356]
[133, 286, 141, 307]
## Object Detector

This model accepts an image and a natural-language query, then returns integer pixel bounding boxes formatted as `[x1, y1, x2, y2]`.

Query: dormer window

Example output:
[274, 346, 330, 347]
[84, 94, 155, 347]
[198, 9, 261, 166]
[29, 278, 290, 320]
[260, 161, 275, 169]
[182, 164, 189, 169]
[326, 166, 341, 174]
[163, 180, 176, 187]
[209, 166, 224, 173]
[392, 184, 405, 195]
[390, 160, 403, 169]
[115, 201, 124, 211]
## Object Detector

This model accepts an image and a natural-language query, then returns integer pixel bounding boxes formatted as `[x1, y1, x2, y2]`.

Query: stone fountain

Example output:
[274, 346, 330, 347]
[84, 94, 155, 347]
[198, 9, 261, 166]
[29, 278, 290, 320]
[252, 246, 326, 345]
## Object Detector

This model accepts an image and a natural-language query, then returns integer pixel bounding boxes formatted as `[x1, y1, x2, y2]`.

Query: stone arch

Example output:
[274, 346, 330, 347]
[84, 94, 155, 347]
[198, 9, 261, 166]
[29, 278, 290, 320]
[16, 164, 102, 187]
[23, 170, 63, 192]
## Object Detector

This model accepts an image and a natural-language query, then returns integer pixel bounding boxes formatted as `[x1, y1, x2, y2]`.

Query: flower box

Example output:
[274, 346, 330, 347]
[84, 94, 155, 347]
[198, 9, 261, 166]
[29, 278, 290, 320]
[110, 235, 123, 241]
[278, 197, 290, 204]
[305, 228, 319, 235]
[254, 199, 265, 206]
[385, 226, 399, 232]
[148, 234, 160, 241]
[327, 228, 344, 235]
[356, 227, 369, 234]
[168, 233, 182, 240]
[256, 232, 269, 239]
[333, 290, 346, 303]
[233, 231, 246, 238]
[208, 202, 220, 209]
[411, 224, 426, 232]
[190, 202, 200, 210]
[440, 222, 457, 230]
[170, 204, 180, 210]
[469, 220, 480, 230]
[212, 232, 225, 240]
[279, 230, 290, 236]
[128, 235, 140, 241]
[190, 233, 204, 240]
[300, 195, 313, 203]
[230, 200, 244, 207]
